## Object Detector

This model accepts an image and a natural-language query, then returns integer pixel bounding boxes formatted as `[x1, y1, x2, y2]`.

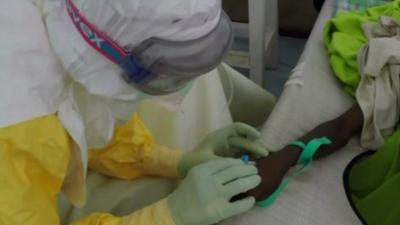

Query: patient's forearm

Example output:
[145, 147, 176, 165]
[278, 103, 364, 167]
[245, 104, 364, 200]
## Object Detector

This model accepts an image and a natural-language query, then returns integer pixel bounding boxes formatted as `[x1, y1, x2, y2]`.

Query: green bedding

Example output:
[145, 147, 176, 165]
[324, 0, 400, 95]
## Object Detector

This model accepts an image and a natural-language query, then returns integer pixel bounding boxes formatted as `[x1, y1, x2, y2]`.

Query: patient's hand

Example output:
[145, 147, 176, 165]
[246, 147, 301, 200]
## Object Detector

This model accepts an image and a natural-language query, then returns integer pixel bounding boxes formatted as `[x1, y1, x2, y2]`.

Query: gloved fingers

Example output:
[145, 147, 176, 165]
[232, 123, 261, 139]
[229, 137, 269, 157]
[194, 153, 223, 167]
[201, 158, 244, 174]
[223, 175, 261, 198]
[215, 164, 258, 184]
[179, 153, 223, 178]
[224, 197, 256, 218]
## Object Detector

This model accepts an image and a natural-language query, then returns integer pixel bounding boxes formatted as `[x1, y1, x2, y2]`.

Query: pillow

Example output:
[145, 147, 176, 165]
[262, 0, 354, 150]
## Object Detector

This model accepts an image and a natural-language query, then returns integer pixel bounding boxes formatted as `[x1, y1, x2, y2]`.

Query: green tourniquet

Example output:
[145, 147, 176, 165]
[348, 130, 400, 225]
[324, 0, 400, 96]
[256, 137, 332, 208]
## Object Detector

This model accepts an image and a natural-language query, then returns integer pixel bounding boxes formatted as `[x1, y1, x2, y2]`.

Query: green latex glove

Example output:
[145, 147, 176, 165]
[168, 159, 260, 225]
[178, 123, 269, 177]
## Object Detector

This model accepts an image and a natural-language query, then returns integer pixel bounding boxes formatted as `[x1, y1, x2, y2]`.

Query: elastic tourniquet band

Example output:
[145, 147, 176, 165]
[254, 137, 332, 208]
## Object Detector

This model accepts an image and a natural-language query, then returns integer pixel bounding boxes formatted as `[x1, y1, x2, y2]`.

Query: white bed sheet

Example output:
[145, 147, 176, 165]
[220, 1, 365, 224]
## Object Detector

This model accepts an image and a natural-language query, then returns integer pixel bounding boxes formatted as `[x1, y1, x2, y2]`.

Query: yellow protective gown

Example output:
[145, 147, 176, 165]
[0, 113, 182, 225]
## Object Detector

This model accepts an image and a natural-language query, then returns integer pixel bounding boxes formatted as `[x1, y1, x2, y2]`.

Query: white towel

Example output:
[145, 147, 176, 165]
[356, 16, 400, 149]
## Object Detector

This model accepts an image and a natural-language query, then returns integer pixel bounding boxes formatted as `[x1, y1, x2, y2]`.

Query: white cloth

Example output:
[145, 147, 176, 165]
[46, 0, 140, 100]
[356, 16, 400, 149]
[71, 0, 221, 43]
[0, 0, 66, 129]
[262, 0, 354, 151]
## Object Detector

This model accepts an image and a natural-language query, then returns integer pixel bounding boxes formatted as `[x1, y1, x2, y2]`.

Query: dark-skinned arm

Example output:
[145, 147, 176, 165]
[247, 103, 364, 200]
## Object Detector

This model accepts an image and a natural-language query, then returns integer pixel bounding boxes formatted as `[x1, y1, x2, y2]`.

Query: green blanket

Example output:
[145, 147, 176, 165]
[347, 130, 400, 225]
[323, 0, 400, 95]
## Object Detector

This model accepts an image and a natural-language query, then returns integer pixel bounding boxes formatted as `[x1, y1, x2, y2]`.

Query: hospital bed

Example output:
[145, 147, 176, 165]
[220, 0, 365, 224]
[225, 0, 279, 86]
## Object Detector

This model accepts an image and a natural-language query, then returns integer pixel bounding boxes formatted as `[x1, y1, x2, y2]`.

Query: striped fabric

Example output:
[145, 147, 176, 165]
[335, 0, 392, 13]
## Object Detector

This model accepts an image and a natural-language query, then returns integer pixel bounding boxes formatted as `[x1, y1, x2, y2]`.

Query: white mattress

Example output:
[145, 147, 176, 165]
[220, 0, 365, 224]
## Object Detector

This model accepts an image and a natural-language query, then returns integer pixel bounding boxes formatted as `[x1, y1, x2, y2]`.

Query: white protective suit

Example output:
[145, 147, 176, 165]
[0, 0, 275, 224]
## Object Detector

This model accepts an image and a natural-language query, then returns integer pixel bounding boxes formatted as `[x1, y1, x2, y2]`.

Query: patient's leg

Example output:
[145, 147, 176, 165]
[247, 103, 364, 200]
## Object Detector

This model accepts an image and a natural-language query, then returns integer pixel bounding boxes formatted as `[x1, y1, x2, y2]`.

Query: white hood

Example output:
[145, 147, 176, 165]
[46, 0, 222, 99]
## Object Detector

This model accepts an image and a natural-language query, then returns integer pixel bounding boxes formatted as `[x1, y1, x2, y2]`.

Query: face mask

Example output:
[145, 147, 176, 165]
[137, 81, 194, 112]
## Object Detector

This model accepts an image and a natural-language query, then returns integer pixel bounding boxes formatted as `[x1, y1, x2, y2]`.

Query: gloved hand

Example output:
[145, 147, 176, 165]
[178, 123, 269, 176]
[168, 159, 260, 225]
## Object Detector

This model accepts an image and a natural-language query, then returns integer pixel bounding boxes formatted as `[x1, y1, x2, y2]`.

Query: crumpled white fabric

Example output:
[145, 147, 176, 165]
[0, 0, 66, 129]
[72, 0, 221, 44]
[285, 62, 306, 87]
[356, 16, 400, 149]
[46, 1, 140, 100]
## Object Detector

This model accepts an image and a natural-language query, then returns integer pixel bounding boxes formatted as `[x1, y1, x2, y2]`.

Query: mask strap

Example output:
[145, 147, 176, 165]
[65, 0, 127, 63]
[65, 0, 152, 83]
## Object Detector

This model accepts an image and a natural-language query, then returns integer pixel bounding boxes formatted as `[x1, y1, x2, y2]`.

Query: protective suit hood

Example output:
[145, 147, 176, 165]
[46, 0, 223, 99]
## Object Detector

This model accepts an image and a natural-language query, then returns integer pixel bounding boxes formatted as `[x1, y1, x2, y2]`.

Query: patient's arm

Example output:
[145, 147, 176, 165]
[248, 103, 364, 200]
